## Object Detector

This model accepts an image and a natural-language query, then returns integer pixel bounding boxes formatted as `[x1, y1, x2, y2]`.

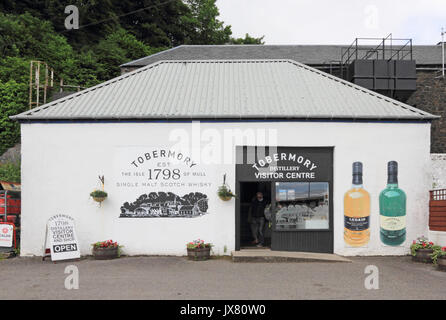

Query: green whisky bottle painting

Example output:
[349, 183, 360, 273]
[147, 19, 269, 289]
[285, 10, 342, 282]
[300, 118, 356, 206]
[379, 161, 406, 246]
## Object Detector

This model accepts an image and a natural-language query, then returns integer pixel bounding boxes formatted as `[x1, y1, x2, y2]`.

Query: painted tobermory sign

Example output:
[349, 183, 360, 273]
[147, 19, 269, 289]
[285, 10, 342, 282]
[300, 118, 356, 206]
[45, 214, 81, 261]
[237, 146, 332, 182]
[0, 223, 13, 248]
[115, 147, 213, 218]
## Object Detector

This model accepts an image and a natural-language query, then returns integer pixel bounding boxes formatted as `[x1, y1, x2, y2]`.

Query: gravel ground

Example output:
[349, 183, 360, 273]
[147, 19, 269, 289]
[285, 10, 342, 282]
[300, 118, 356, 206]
[0, 255, 445, 300]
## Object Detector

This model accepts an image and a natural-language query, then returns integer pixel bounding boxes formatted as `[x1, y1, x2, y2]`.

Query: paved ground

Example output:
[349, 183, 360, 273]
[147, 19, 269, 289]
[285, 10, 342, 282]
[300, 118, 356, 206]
[0, 255, 445, 299]
[232, 249, 352, 262]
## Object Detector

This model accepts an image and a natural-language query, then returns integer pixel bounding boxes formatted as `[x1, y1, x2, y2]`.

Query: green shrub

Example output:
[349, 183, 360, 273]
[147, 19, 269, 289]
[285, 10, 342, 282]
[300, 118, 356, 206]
[217, 185, 236, 199]
[90, 190, 108, 198]
[0, 80, 27, 156]
[0, 161, 20, 183]
[431, 246, 446, 264]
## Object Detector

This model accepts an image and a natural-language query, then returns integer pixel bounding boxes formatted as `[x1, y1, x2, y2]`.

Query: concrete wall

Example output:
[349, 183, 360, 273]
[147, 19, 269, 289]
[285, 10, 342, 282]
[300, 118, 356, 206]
[20, 121, 432, 257]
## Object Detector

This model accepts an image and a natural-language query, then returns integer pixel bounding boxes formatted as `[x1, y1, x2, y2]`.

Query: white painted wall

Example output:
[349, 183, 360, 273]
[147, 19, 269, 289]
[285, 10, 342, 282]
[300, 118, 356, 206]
[20, 121, 431, 257]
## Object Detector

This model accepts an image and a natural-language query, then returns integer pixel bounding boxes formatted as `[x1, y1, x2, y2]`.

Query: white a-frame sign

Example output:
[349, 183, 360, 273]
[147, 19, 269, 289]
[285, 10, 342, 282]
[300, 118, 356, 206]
[44, 214, 80, 261]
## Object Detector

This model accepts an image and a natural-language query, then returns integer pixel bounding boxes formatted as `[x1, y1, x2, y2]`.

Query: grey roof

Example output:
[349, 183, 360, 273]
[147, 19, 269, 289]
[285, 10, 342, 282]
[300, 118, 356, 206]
[121, 45, 444, 68]
[12, 59, 438, 121]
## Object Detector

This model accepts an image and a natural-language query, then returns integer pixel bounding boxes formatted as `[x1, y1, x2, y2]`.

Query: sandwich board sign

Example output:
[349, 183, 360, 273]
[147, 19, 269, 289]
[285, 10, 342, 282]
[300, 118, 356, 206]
[44, 214, 80, 261]
[0, 223, 14, 248]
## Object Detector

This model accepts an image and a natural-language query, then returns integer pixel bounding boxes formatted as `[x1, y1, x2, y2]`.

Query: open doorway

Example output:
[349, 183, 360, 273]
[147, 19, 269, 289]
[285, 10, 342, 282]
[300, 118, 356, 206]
[235, 146, 334, 253]
[239, 182, 272, 248]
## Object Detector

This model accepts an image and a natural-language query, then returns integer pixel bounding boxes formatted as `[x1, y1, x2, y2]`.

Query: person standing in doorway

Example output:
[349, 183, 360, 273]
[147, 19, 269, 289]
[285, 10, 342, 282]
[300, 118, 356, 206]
[248, 191, 268, 247]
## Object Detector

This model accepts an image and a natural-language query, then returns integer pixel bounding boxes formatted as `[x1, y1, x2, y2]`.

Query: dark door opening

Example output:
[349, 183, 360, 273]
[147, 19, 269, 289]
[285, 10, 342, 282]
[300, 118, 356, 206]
[239, 182, 272, 248]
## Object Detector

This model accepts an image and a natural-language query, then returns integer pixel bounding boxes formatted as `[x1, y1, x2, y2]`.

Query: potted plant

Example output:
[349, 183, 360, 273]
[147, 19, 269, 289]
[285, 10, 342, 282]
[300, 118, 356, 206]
[90, 175, 107, 205]
[410, 236, 436, 263]
[218, 185, 236, 201]
[218, 174, 236, 201]
[431, 246, 446, 271]
[90, 190, 108, 203]
[186, 239, 212, 261]
[92, 239, 120, 260]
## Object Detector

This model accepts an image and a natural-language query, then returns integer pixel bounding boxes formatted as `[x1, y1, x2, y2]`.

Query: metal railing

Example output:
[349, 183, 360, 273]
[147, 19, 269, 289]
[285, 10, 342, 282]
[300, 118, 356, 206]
[341, 34, 413, 66]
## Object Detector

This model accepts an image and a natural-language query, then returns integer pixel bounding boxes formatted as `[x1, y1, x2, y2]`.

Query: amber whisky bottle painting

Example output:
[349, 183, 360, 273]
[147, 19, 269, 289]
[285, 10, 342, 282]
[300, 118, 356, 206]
[379, 161, 406, 246]
[344, 162, 370, 247]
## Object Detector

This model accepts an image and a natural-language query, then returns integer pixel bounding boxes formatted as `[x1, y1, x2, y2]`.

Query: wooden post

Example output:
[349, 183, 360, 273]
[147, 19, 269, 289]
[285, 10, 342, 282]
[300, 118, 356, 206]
[29, 61, 33, 109]
[44, 63, 48, 105]
[35, 62, 40, 107]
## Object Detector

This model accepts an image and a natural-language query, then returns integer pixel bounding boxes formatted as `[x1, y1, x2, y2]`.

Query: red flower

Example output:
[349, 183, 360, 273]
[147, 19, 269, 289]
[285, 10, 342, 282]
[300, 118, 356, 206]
[429, 242, 434, 245]
[422, 243, 426, 247]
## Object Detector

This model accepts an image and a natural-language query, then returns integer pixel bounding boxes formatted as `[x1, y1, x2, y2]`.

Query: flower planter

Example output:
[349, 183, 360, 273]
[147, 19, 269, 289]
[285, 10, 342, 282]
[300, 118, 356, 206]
[437, 256, 446, 271]
[412, 248, 434, 263]
[92, 196, 107, 203]
[92, 246, 119, 260]
[90, 187, 108, 205]
[218, 194, 233, 201]
[187, 247, 211, 261]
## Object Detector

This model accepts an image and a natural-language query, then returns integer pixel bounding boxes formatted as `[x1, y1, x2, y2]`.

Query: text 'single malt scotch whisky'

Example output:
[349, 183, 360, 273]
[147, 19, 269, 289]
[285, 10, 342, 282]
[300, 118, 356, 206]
[379, 161, 406, 246]
[344, 162, 370, 247]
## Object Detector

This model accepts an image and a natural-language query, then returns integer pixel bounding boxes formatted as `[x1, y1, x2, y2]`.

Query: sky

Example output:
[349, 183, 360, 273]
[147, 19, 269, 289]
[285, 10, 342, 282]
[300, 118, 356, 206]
[217, 0, 446, 45]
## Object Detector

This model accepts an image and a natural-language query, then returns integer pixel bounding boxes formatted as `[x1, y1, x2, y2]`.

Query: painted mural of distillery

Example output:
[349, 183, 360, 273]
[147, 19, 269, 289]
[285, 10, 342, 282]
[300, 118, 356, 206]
[119, 192, 209, 218]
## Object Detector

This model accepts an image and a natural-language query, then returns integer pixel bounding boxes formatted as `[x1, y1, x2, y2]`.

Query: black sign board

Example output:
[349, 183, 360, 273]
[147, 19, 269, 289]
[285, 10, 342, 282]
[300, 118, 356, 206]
[236, 146, 332, 182]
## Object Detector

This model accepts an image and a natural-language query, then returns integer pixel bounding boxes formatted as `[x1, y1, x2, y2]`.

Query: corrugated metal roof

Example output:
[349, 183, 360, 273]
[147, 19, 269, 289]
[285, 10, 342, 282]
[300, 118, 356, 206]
[121, 45, 444, 67]
[11, 59, 438, 121]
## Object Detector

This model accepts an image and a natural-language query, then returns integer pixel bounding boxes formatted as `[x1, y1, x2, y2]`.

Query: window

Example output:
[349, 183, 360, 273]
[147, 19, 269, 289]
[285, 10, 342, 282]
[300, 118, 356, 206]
[275, 182, 329, 230]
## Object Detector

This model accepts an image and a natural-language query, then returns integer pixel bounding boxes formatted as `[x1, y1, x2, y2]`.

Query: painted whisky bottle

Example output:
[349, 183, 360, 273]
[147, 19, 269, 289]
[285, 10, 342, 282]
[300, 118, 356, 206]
[379, 161, 406, 246]
[344, 162, 370, 247]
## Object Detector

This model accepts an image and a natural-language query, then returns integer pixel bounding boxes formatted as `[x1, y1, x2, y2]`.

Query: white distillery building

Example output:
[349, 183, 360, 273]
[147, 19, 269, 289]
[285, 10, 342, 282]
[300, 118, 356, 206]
[12, 59, 438, 257]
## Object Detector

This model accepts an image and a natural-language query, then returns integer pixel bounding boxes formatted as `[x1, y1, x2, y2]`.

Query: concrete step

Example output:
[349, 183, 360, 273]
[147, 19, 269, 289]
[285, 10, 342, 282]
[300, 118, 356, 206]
[231, 249, 351, 263]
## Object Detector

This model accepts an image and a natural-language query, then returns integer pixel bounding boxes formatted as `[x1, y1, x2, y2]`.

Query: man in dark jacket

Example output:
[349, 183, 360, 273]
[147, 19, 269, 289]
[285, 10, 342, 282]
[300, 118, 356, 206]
[248, 192, 268, 247]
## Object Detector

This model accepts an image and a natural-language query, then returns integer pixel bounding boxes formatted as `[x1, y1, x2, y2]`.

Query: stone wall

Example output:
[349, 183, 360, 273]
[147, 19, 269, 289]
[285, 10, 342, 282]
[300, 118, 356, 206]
[0, 143, 21, 164]
[406, 71, 446, 153]
[431, 153, 446, 189]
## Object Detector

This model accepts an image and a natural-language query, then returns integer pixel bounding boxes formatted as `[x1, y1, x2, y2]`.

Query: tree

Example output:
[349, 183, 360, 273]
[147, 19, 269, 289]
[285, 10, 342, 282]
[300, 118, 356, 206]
[230, 33, 265, 45]
[115, 0, 192, 47]
[92, 28, 163, 80]
[0, 0, 121, 50]
[0, 0, 250, 47]
[182, 0, 232, 44]
[0, 0, 201, 48]
[0, 57, 29, 84]
[0, 12, 75, 79]
[0, 80, 28, 155]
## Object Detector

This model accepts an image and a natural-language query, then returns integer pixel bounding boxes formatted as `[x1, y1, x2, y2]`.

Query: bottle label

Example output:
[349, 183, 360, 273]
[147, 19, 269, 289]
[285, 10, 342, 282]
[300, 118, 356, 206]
[344, 216, 369, 231]
[380, 215, 406, 231]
